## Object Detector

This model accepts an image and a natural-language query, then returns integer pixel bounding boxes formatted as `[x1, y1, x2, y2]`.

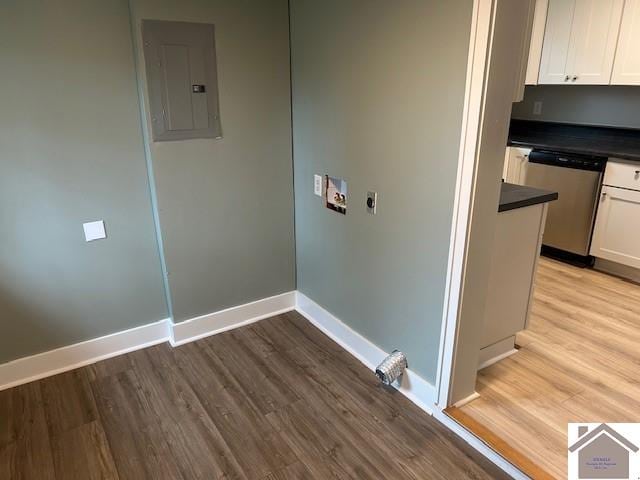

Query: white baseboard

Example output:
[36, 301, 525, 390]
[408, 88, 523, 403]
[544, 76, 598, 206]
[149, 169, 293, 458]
[477, 336, 518, 371]
[594, 258, 640, 284]
[453, 391, 480, 408]
[478, 348, 518, 371]
[0, 319, 170, 392]
[170, 291, 296, 346]
[295, 291, 437, 414]
[0, 291, 296, 391]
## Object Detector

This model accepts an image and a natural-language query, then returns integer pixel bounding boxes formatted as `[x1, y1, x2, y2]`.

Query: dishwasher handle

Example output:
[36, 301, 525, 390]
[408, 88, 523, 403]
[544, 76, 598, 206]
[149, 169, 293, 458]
[528, 150, 606, 172]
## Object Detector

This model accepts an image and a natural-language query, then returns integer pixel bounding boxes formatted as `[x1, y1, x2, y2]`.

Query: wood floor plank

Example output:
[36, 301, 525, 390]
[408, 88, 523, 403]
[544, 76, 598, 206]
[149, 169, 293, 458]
[126, 345, 248, 480]
[91, 370, 187, 480]
[205, 328, 300, 415]
[50, 421, 119, 480]
[460, 257, 640, 479]
[266, 400, 367, 480]
[170, 342, 298, 479]
[40, 369, 98, 436]
[0, 382, 56, 480]
[260, 461, 315, 480]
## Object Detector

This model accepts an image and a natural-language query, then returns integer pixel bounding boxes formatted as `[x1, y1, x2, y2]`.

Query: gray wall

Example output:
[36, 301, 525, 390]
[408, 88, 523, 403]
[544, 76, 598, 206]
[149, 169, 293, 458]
[512, 85, 640, 128]
[0, 0, 168, 363]
[129, 0, 296, 323]
[290, 0, 473, 382]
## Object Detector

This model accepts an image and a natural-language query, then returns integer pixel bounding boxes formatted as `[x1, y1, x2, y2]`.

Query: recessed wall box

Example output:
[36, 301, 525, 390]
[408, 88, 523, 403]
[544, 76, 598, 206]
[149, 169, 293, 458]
[142, 20, 222, 142]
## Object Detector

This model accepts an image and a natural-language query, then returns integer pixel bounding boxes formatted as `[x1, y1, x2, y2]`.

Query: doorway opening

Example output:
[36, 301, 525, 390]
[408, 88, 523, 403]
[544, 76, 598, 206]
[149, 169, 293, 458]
[436, 0, 640, 479]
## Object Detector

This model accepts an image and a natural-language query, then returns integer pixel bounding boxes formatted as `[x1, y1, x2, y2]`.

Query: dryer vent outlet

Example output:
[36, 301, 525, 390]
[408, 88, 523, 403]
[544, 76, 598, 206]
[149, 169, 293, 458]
[375, 350, 408, 386]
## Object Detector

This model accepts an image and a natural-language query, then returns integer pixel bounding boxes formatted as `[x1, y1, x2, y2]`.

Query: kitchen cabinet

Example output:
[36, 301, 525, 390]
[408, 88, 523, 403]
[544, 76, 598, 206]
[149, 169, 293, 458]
[525, 0, 549, 85]
[503, 147, 531, 184]
[479, 195, 553, 369]
[538, 0, 624, 85]
[514, 0, 539, 101]
[591, 186, 640, 268]
[591, 160, 640, 268]
[612, 0, 640, 85]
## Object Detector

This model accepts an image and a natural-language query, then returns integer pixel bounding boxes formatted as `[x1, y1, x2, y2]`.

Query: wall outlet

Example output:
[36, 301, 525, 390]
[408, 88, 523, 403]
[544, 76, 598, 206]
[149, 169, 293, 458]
[83, 221, 106, 242]
[533, 101, 543, 116]
[314, 174, 323, 196]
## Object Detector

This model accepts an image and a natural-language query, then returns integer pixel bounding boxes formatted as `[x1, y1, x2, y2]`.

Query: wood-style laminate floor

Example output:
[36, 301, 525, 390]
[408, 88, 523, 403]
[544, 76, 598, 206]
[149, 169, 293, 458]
[0, 311, 508, 480]
[459, 257, 640, 479]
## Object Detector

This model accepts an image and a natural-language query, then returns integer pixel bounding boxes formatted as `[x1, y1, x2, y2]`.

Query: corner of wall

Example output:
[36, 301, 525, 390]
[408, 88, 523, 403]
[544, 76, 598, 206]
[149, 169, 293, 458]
[127, 0, 174, 320]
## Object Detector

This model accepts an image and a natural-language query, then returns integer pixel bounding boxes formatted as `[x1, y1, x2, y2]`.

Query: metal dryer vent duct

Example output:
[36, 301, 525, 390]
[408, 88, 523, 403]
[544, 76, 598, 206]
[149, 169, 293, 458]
[375, 350, 407, 386]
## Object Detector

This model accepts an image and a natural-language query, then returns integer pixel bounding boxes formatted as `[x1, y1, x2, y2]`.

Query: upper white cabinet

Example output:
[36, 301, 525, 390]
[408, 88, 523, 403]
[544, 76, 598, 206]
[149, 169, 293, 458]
[525, 0, 550, 85]
[570, 0, 625, 84]
[538, 0, 577, 83]
[612, 0, 640, 85]
[536, 0, 624, 85]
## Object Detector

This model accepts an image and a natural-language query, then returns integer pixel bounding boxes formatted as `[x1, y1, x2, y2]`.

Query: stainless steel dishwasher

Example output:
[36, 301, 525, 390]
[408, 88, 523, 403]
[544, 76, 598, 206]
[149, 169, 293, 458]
[522, 150, 606, 264]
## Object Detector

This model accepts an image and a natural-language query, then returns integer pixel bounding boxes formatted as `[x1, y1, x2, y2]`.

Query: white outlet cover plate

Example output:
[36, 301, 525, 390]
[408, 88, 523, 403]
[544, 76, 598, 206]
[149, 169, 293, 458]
[83, 220, 106, 242]
[314, 174, 323, 196]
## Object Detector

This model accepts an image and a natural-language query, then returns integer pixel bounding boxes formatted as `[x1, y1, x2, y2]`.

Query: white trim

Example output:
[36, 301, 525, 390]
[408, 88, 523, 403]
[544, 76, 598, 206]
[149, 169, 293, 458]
[594, 258, 640, 284]
[295, 292, 437, 414]
[169, 291, 296, 346]
[0, 319, 170, 392]
[0, 291, 296, 391]
[435, 0, 494, 408]
[433, 410, 530, 480]
[477, 335, 518, 370]
[453, 391, 481, 408]
[477, 348, 518, 371]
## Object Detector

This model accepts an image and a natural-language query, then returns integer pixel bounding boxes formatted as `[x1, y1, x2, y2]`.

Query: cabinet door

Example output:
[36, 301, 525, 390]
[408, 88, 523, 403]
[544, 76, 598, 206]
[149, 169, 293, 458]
[514, 0, 538, 100]
[567, 0, 624, 85]
[502, 148, 511, 181]
[591, 186, 640, 268]
[525, 0, 550, 85]
[538, 0, 577, 84]
[612, 0, 640, 85]
[505, 147, 531, 184]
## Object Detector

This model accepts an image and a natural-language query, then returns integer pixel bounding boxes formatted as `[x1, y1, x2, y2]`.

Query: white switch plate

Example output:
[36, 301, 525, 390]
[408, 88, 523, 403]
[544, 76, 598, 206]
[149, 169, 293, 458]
[83, 220, 106, 242]
[314, 174, 323, 196]
[533, 101, 543, 115]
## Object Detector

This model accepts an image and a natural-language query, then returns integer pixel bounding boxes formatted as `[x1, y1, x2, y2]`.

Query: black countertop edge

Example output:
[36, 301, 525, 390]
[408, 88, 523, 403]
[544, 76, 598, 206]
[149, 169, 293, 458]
[508, 119, 640, 162]
[499, 182, 558, 213]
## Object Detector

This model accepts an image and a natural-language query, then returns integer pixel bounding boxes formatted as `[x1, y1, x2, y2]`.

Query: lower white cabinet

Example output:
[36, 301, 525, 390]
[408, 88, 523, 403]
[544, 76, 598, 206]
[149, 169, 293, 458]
[591, 185, 640, 268]
[503, 147, 531, 184]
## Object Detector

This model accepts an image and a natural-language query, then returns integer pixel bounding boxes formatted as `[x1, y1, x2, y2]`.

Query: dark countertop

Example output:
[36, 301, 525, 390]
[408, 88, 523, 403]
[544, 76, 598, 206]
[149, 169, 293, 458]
[499, 182, 558, 213]
[508, 119, 640, 162]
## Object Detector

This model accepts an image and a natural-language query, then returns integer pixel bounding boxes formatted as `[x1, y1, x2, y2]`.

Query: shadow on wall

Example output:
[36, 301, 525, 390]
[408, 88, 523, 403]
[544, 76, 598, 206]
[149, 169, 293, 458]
[0, 284, 72, 365]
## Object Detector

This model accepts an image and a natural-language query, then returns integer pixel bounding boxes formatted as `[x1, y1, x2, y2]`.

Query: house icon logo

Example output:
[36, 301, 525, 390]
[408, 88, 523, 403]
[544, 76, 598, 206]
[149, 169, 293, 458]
[568, 423, 640, 479]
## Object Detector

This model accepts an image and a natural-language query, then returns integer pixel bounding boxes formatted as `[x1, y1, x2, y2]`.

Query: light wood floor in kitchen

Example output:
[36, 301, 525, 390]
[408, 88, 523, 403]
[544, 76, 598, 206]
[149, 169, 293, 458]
[459, 257, 640, 479]
[0, 311, 508, 480]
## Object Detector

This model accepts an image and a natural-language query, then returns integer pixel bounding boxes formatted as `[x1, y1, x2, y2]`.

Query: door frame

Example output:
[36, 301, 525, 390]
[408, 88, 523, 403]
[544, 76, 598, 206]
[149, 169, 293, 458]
[434, 0, 537, 416]
[434, 0, 494, 409]
[431, 1, 536, 478]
